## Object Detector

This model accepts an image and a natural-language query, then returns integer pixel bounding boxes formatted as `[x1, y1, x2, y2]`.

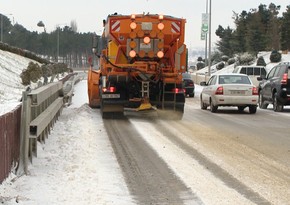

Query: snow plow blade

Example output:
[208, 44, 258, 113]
[136, 102, 155, 111]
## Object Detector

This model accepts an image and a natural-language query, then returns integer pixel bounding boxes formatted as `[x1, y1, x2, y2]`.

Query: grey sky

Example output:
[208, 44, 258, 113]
[1, 0, 289, 48]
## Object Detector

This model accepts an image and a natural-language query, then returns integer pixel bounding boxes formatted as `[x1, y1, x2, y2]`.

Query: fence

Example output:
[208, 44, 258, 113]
[18, 81, 64, 174]
[0, 106, 21, 184]
[0, 73, 80, 183]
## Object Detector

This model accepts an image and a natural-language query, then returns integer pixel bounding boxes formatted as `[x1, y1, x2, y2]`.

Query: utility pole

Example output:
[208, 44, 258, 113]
[1, 14, 3, 42]
[205, 0, 208, 66]
[208, 0, 212, 76]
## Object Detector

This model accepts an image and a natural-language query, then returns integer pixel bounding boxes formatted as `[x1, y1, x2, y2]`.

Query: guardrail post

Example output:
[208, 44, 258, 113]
[17, 91, 31, 175]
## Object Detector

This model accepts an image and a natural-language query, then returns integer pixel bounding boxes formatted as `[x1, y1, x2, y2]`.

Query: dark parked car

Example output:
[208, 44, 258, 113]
[258, 62, 290, 111]
[182, 73, 195, 97]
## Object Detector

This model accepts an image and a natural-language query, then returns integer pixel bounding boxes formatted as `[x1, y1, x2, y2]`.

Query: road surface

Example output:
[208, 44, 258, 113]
[103, 96, 290, 204]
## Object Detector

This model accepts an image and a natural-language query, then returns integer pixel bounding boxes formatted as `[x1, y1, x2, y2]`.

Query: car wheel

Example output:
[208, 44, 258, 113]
[273, 93, 283, 112]
[210, 99, 218, 113]
[238, 106, 245, 112]
[258, 92, 268, 109]
[249, 105, 257, 114]
[189, 93, 195, 98]
[200, 98, 207, 110]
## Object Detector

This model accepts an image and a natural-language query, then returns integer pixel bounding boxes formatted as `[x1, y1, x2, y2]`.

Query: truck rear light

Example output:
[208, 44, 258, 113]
[150, 31, 157, 38]
[158, 23, 164, 30]
[252, 87, 258, 95]
[157, 32, 164, 39]
[129, 50, 136, 58]
[157, 51, 164, 58]
[138, 50, 145, 58]
[157, 42, 164, 49]
[129, 32, 137, 39]
[143, 36, 150, 44]
[137, 30, 144, 38]
[129, 41, 136, 48]
[215, 86, 223, 95]
[130, 22, 137, 30]
[109, 86, 116, 93]
[281, 73, 288, 84]
[148, 51, 154, 58]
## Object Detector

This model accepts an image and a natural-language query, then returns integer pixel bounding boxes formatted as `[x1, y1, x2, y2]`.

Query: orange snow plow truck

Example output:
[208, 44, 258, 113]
[88, 13, 187, 119]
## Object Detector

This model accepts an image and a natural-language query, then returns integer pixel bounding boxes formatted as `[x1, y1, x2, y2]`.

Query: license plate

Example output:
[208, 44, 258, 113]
[231, 90, 245, 95]
[102, 94, 120, 99]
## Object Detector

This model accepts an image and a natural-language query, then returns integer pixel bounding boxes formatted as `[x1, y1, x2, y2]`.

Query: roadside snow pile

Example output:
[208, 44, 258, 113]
[0, 49, 39, 115]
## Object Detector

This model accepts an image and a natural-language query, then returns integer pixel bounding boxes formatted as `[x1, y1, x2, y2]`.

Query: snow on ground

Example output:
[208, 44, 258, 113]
[0, 50, 39, 115]
[0, 80, 135, 205]
[0, 49, 290, 204]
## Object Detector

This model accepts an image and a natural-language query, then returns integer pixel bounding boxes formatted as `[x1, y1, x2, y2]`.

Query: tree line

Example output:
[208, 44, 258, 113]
[1, 17, 93, 68]
[215, 3, 290, 57]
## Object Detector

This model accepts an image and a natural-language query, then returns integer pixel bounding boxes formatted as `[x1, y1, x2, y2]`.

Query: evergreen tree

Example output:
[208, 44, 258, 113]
[281, 6, 290, 51]
[215, 25, 235, 57]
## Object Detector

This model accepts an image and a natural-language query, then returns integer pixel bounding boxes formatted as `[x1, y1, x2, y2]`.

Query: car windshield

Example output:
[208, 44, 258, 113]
[219, 75, 251, 85]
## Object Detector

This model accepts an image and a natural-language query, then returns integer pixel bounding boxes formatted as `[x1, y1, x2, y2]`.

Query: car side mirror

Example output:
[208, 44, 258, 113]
[200, 81, 207, 86]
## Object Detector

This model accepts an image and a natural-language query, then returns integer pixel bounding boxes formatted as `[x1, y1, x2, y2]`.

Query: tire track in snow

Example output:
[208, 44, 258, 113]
[129, 118, 269, 205]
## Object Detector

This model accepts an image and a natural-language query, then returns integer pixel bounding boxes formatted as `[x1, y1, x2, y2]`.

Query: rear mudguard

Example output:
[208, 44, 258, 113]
[87, 68, 101, 108]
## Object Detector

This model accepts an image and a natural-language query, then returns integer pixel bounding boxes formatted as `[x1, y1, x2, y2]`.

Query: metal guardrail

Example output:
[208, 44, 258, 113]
[18, 82, 64, 174]
[1, 72, 83, 178]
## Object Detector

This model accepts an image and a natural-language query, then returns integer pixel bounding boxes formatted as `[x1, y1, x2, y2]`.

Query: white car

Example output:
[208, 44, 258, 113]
[200, 73, 259, 113]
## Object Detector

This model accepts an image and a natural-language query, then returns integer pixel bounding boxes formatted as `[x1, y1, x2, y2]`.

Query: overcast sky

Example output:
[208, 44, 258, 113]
[1, 0, 289, 48]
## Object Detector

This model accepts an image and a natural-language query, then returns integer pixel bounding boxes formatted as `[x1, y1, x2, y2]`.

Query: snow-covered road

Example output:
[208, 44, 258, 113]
[1, 79, 290, 205]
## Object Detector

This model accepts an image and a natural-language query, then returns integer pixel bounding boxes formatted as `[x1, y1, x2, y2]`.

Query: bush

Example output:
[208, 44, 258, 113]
[27, 62, 42, 83]
[197, 56, 203, 62]
[221, 55, 229, 62]
[20, 69, 31, 86]
[20, 62, 42, 85]
[216, 62, 225, 70]
[270, 50, 281, 63]
[236, 52, 255, 65]
[256, 56, 266, 66]
[228, 58, 236, 65]
[196, 61, 205, 70]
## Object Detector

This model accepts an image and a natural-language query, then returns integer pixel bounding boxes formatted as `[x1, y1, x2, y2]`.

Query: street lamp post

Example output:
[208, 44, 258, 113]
[1, 14, 3, 42]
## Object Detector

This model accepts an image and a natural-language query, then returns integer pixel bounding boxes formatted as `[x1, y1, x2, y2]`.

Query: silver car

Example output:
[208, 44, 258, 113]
[200, 73, 259, 113]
